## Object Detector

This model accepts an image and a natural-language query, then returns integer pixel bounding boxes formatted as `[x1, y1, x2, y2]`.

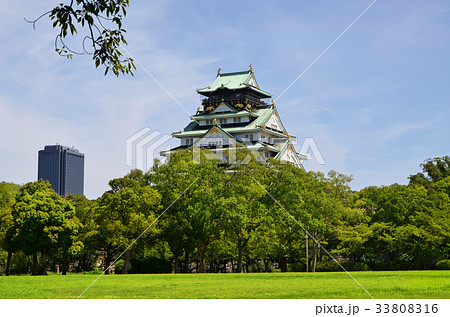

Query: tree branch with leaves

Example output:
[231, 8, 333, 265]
[26, 0, 135, 76]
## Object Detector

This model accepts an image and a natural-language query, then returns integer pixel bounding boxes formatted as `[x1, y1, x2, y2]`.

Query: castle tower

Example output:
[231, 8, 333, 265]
[162, 66, 306, 167]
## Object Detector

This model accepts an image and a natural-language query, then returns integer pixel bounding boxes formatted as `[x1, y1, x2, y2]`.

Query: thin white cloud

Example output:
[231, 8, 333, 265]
[379, 120, 439, 141]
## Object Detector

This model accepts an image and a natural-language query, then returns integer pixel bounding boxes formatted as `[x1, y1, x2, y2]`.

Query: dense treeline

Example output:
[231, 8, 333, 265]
[0, 151, 449, 275]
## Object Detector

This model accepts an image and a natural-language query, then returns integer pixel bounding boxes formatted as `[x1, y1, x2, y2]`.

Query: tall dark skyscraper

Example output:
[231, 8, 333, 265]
[38, 145, 85, 196]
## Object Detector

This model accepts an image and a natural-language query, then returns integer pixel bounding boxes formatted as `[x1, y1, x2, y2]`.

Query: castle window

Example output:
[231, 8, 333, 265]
[208, 140, 222, 146]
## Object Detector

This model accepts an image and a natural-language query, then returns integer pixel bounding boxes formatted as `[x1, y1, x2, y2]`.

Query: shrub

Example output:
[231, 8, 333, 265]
[435, 259, 450, 270]
[372, 261, 420, 271]
[9, 251, 33, 274]
[343, 261, 369, 271]
[315, 261, 369, 272]
[114, 259, 132, 274]
[248, 261, 265, 273]
[316, 261, 340, 272]
[289, 261, 306, 272]
[82, 270, 103, 275]
[129, 257, 172, 274]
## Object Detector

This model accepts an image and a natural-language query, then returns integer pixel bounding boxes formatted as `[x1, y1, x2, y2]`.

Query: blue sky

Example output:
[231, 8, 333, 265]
[0, 0, 449, 199]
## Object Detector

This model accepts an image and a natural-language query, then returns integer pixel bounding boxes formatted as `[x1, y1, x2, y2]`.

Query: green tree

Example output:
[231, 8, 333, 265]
[360, 184, 427, 226]
[259, 161, 310, 271]
[66, 194, 98, 273]
[150, 149, 226, 273]
[5, 180, 80, 275]
[0, 182, 20, 275]
[205, 235, 235, 273]
[149, 153, 199, 273]
[409, 156, 450, 189]
[218, 152, 270, 273]
[334, 194, 371, 261]
[94, 177, 161, 273]
[358, 182, 449, 269]
[411, 191, 450, 267]
[186, 153, 226, 273]
[434, 176, 450, 197]
[266, 163, 344, 272]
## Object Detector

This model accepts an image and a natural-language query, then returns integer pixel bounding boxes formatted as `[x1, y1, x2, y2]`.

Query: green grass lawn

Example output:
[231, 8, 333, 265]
[0, 271, 449, 299]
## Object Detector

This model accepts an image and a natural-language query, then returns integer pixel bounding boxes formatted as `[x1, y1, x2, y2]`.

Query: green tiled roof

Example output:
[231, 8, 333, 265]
[192, 110, 254, 120]
[274, 142, 307, 161]
[252, 108, 274, 127]
[173, 106, 298, 139]
[261, 143, 280, 152]
[204, 124, 235, 140]
[197, 70, 272, 98]
[180, 121, 198, 132]
[274, 142, 290, 160]
[173, 126, 293, 138]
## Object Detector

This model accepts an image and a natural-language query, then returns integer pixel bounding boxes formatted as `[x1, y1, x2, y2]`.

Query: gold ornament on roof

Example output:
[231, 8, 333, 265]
[272, 100, 276, 107]
[217, 67, 221, 76]
[197, 106, 200, 112]
[249, 64, 253, 72]
[213, 118, 217, 125]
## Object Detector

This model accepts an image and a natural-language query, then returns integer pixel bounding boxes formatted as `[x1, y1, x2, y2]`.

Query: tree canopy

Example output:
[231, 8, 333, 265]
[5, 180, 80, 275]
[409, 156, 450, 189]
[1, 154, 449, 275]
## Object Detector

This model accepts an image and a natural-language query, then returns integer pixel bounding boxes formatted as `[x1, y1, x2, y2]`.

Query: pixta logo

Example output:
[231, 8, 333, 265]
[299, 137, 326, 165]
[126, 128, 325, 170]
[126, 127, 172, 171]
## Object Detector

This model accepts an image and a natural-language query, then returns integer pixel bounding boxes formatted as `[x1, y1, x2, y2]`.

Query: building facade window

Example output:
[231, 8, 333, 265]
[208, 140, 222, 147]
[38, 145, 84, 196]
